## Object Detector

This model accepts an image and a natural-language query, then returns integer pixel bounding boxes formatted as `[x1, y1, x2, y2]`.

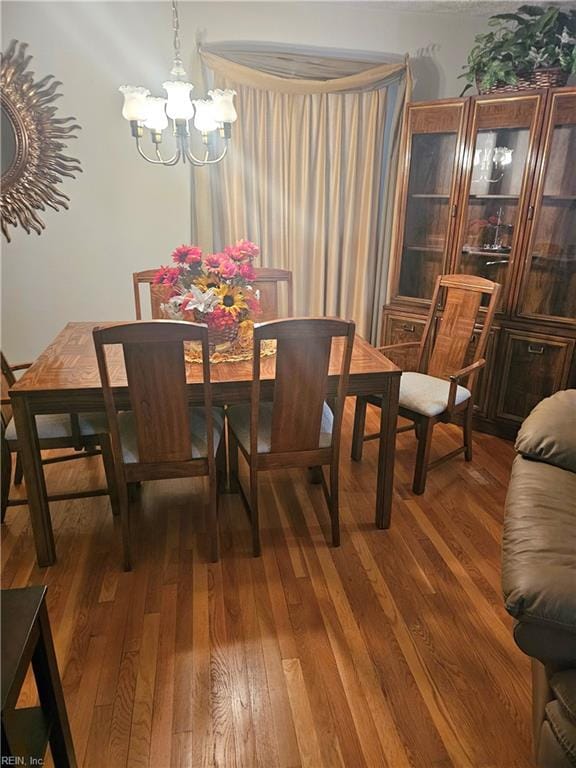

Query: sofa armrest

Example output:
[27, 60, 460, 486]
[503, 457, 576, 667]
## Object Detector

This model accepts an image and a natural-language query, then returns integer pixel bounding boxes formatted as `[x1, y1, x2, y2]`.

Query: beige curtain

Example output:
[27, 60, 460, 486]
[197, 47, 410, 341]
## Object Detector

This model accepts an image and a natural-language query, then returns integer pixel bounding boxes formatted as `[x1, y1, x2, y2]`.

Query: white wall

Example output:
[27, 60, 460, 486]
[1, 1, 488, 360]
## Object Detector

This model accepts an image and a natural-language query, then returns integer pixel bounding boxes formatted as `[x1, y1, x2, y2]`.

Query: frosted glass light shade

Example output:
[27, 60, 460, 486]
[119, 85, 150, 121]
[163, 80, 194, 120]
[144, 96, 168, 131]
[209, 89, 237, 124]
[192, 99, 219, 133]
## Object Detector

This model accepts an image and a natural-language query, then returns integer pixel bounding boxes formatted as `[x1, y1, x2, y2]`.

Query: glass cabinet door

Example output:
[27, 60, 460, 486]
[452, 94, 545, 309]
[393, 102, 468, 303]
[516, 91, 576, 324]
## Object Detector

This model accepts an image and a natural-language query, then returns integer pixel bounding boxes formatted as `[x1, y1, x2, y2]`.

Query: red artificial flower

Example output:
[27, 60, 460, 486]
[238, 263, 256, 281]
[172, 244, 203, 265]
[219, 260, 239, 279]
[245, 294, 261, 315]
[205, 253, 224, 272]
[153, 266, 181, 286]
[206, 305, 237, 330]
[224, 245, 246, 262]
[235, 239, 260, 260]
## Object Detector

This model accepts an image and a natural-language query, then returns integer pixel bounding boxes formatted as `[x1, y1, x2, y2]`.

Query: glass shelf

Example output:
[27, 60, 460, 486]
[405, 244, 445, 253]
[409, 193, 450, 199]
[469, 194, 519, 199]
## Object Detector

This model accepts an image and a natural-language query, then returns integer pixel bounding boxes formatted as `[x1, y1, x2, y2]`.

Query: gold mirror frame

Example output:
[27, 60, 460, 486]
[1, 40, 82, 242]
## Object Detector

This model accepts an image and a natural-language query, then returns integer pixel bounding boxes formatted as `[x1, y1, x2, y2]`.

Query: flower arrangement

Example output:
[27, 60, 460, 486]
[153, 240, 261, 348]
[459, 5, 576, 95]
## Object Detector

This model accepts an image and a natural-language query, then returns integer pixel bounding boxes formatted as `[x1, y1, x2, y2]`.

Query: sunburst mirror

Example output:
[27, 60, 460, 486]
[1, 40, 82, 242]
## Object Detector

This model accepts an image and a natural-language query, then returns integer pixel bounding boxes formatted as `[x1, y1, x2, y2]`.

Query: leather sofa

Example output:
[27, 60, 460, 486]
[502, 389, 576, 767]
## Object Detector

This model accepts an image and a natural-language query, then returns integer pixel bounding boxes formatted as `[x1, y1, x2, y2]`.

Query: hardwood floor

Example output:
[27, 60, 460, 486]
[1, 402, 534, 768]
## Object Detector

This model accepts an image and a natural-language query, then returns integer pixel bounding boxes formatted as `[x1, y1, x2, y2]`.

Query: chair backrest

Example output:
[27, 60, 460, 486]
[251, 317, 355, 456]
[133, 267, 294, 322]
[418, 274, 501, 389]
[252, 268, 294, 321]
[133, 270, 166, 320]
[0, 353, 15, 427]
[93, 321, 214, 472]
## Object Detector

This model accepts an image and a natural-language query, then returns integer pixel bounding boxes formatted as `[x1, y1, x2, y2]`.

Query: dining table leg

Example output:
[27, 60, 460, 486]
[375, 373, 400, 529]
[10, 394, 56, 566]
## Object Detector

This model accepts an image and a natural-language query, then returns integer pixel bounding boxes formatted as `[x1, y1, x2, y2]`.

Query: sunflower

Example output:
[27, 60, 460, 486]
[216, 284, 248, 317]
[196, 273, 221, 292]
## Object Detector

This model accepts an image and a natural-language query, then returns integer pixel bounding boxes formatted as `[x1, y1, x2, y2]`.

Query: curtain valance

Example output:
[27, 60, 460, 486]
[200, 48, 407, 94]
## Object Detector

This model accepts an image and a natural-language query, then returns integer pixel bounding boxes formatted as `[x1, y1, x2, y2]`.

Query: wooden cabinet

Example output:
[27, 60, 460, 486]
[466, 326, 498, 417]
[451, 92, 545, 312]
[381, 312, 427, 371]
[385, 87, 576, 438]
[514, 90, 576, 324]
[391, 100, 468, 304]
[496, 330, 574, 422]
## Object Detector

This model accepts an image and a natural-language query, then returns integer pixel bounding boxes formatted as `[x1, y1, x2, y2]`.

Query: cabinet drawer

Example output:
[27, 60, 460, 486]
[496, 331, 575, 422]
[383, 313, 427, 344]
[464, 327, 498, 417]
[381, 312, 427, 371]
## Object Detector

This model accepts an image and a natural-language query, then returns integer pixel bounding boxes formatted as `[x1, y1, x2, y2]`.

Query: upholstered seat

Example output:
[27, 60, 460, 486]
[226, 401, 333, 455]
[117, 407, 225, 464]
[4, 412, 109, 443]
[399, 372, 471, 418]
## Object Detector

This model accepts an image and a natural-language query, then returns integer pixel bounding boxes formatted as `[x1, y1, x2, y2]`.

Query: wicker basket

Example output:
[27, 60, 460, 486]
[194, 313, 239, 349]
[477, 68, 569, 95]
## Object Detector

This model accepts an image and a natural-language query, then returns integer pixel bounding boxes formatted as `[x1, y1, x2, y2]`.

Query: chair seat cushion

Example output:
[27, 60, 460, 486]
[227, 401, 333, 454]
[4, 412, 109, 442]
[118, 407, 224, 464]
[399, 372, 471, 418]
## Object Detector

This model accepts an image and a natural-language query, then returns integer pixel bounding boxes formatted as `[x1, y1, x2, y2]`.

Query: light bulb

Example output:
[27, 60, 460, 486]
[163, 81, 194, 120]
[144, 96, 168, 131]
[208, 89, 238, 124]
[119, 85, 151, 121]
[192, 99, 219, 133]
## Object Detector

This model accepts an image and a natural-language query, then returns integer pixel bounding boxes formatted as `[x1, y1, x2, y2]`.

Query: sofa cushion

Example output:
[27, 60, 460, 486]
[515, 389, 576, 473]
[502, 455, 576, 664]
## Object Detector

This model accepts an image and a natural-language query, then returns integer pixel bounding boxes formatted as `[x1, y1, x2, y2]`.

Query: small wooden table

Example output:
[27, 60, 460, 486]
[1, 586, 77, 766]
[9, 322, 401, 567]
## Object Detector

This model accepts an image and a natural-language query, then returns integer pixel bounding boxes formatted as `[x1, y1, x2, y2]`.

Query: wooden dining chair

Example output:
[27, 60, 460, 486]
[252, 267, 294, 321]
[1, 353, 119, 522]
[226, 317, 355, 556]
[132, 269, 164, 320]
[352, 274, 501, 495]
[132, 267, 294, 322]
[92, 321, 225, 569]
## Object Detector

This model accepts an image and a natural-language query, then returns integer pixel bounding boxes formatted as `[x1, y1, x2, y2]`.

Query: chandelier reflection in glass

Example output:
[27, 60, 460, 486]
[472, 146, 514, 183]
[118, 0, 237, 166]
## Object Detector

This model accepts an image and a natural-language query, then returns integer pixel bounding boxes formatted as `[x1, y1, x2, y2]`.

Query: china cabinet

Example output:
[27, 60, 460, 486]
[385, 87, 576, 437]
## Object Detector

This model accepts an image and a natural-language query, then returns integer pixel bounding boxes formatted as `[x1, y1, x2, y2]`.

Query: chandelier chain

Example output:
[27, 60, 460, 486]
[171, 0, 181, 63]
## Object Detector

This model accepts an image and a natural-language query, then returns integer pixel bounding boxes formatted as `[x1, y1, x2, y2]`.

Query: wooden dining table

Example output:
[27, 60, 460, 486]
[9, 322, 401, 567]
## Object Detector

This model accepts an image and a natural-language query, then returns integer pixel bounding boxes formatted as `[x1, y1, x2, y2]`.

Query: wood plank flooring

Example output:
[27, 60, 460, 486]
[1, 402, 534, 768]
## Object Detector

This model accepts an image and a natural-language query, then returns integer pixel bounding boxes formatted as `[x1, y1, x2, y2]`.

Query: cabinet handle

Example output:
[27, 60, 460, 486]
[528, 344, 544, 355]
[402, 323, 415, 333]
[527, 205, 535, 221]
[451, 204, 458, 218]
[470, 334, 477, 345]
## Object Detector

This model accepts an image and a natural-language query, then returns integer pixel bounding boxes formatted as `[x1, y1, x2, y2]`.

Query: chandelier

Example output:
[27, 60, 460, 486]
[118, 0, 237, 166]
